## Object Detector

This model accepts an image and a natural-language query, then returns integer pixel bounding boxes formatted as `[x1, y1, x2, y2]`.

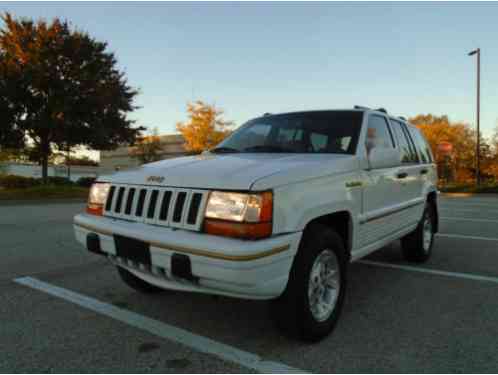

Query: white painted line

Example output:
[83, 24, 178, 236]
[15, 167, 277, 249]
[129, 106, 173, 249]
[436, 233, 498, 242]
[440, 207, 498, 214]
[441, 203, 498, 209]
[14, 277, 306, 374]
[359, 260, 498, 285]
[440, 216, 498, 223]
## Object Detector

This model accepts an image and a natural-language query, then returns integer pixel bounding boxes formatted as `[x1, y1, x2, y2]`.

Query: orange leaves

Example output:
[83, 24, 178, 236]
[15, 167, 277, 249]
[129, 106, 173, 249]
[176, 101, 233, 154]
[410, 114, 498, 183]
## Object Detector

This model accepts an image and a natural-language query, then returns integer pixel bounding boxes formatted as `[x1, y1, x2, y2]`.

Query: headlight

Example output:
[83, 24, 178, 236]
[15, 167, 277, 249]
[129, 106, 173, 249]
[86, 183, 111, 216]
[204, 191, 273, 239]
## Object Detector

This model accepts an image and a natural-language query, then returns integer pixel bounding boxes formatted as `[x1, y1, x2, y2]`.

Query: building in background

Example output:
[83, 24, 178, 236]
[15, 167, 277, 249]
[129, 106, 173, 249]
[99, 134, 186, 173]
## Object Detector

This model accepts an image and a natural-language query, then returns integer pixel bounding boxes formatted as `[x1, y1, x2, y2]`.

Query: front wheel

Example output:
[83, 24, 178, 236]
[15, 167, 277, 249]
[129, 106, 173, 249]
[401, 203, 435, 263]
[271, 224, 348, 342]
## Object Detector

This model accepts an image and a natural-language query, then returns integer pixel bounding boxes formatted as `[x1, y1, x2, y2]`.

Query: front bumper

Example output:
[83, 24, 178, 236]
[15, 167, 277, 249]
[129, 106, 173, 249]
[74, 214, 302, 300]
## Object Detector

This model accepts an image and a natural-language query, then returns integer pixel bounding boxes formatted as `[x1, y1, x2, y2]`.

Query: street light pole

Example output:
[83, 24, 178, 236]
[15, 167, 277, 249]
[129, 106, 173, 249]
[468, 48, 481, 186]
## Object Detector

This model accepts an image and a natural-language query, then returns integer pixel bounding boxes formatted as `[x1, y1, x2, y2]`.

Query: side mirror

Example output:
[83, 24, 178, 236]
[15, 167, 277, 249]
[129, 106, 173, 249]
[367, 147, 401, 170]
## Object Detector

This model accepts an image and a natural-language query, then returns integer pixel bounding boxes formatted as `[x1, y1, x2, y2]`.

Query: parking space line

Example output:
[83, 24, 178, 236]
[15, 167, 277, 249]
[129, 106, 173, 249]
[14, 277, 306, 374]
[440, 216, 498, 223]
[440, 207, 498, 214]
[440, 200, 498, 205]
[359, 260, 498, 285]
[440, 204, 498, 209]
[436, 233, 498, 242]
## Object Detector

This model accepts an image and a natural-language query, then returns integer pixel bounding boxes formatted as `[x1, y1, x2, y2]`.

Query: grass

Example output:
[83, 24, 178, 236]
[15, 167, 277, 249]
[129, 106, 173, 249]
[439, 182, 498, 194]
[0, 184, 89, 201]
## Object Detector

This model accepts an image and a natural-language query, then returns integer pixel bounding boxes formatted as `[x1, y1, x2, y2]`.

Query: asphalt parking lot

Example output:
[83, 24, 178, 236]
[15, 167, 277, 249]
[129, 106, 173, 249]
[1, 195, 498, 373]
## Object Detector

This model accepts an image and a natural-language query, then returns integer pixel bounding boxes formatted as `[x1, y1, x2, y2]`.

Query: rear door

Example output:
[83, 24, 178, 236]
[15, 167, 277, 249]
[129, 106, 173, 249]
[407, 125, 437, 197]
[389, 119, 425, 220]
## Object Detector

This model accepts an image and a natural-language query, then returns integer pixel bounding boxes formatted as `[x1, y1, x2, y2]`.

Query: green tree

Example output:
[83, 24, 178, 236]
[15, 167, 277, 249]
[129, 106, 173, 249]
[176, 101, 233, 154]
[0, 13, 143, 182]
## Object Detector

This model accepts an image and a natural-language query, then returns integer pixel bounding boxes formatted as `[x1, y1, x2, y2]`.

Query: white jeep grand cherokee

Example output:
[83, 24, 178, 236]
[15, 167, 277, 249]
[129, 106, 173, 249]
[74, 107, 438, 341]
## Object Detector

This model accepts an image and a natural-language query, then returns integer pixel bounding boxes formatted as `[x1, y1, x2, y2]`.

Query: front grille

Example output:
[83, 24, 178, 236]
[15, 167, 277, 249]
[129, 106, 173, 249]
[103, 185, 209, 232]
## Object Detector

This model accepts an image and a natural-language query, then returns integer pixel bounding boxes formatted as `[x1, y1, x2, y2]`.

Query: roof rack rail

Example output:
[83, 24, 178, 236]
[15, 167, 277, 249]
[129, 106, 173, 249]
[263, 112, 272, 116]
[375, 108, 387, 114]
[398, 116, 407, 121]
[354, 105, 370, 110]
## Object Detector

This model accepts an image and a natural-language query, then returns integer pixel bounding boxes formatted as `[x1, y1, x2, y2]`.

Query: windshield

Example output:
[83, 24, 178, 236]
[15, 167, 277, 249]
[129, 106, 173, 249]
[214, 111, 363, 154]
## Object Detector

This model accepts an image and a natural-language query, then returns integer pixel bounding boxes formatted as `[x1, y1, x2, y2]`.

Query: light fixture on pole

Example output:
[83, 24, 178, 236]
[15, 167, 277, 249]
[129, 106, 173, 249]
[468, 48, 480, 186]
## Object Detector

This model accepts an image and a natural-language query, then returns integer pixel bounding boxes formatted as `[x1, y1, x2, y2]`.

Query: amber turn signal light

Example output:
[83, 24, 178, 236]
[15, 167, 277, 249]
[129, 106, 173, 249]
[204, 220, 272, 240]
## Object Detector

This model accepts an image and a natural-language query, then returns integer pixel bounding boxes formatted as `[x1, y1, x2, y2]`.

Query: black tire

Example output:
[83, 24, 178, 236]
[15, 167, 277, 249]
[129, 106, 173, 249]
[117, 266, 164, 294]
[401, 202, 436, 263]
[271, 224, 348, 342]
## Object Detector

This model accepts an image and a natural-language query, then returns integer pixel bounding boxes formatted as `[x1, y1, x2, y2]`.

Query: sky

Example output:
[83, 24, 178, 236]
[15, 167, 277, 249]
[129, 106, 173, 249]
[2, 1, 498, 156]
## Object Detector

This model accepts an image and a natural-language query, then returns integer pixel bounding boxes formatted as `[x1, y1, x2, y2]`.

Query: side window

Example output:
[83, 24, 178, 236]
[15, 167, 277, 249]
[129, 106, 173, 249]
[367, 116, 395, 150]
[410, 127, 433, 163]
[390, 120, 418, 163]
[401, 124, 420, 163]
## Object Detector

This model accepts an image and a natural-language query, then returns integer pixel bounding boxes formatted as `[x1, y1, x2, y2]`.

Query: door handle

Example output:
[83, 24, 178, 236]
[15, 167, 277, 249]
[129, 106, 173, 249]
[420, 169, 429, 175]
[397, 172, 408, 179]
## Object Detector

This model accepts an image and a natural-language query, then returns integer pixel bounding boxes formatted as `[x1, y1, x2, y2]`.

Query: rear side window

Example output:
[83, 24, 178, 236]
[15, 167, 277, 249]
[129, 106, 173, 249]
[367, 116, 395, 149]
[390, 120, 418, 163]
[410, 127, 434, 163]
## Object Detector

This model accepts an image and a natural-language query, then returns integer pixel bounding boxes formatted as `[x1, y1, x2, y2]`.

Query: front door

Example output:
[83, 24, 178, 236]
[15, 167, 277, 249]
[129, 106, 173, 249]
[359, 114, 403, 248]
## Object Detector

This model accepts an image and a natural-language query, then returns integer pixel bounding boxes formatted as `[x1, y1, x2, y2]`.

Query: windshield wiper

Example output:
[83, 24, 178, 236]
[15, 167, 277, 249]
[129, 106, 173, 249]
[210, 146, 240, 154]
[243, 145, 295, 153]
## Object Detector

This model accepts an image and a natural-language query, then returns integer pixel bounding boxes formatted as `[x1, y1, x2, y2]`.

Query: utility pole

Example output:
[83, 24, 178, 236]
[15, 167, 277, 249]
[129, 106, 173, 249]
[468, 48, 481, 186]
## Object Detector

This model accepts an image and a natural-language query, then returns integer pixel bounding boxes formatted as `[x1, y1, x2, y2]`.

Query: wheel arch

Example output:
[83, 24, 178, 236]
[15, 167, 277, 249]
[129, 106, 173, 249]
[303, 211, 353, 259]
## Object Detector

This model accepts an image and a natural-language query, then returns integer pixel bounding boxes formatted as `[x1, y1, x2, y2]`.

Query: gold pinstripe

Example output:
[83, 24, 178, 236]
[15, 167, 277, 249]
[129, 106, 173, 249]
[74, 222, 290, 261]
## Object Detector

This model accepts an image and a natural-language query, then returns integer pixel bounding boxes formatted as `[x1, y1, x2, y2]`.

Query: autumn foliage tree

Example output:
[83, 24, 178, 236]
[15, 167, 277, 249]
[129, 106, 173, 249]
[176, 101, 233, 154]
[0, 13, 143, 182]
[409, 114, 497, 183]
[129, 128, 163, 164]
[409, 114, 476, 181]
[487, 125, 498, 179]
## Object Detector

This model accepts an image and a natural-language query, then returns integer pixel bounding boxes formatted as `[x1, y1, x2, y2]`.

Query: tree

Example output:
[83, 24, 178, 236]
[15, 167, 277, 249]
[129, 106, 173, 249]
[0, 148, 23, 163]
[176, 101, 233, 154]
[409, 114, 479, 183]
[129, 128, 163, 164]
[67, 155, 99, 167]
[0, 13, 144, 182]
[486, 125, 498, 181]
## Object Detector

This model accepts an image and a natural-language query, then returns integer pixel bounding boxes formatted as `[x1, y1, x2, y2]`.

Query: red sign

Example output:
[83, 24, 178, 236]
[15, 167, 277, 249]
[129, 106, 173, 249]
[437, 141, 453, 155]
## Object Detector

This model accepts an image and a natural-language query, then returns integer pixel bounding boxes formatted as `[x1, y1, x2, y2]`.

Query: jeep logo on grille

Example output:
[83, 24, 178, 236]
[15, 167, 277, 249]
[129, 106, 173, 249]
[146, 176, 164, 183]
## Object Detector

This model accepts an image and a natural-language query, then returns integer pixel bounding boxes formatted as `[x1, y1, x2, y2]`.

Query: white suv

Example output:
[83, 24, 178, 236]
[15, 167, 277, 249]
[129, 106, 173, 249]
[74, 107, 438, 341]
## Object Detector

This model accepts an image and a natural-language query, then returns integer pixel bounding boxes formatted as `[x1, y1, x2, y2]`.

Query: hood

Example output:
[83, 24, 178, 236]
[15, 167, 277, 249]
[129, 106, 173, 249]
[102, 153, 359, 190]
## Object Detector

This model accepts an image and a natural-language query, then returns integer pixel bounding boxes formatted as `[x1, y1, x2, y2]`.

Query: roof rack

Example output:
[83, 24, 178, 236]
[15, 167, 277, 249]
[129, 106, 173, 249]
[398, 116, 407, 121]
[375, 108, 387, 114]
[262, 112, 272, 116]
[354, 105, 370, 110]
